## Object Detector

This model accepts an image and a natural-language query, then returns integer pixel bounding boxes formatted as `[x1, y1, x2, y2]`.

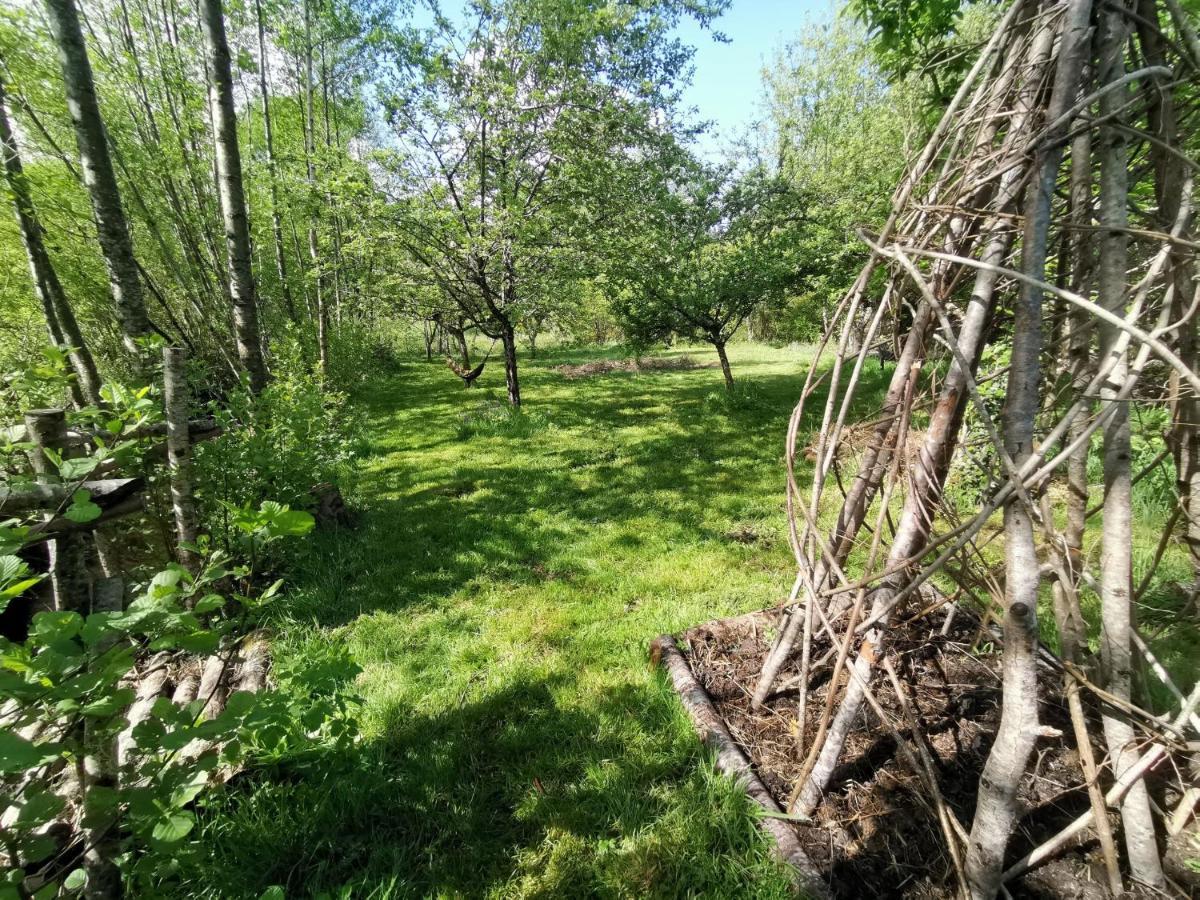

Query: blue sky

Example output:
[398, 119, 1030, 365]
[676, 0, 835, 156]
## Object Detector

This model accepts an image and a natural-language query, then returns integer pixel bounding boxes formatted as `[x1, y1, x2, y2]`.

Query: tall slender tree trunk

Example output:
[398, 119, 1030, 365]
[255, 0, 297, 323]
[319, 34, 346, 326]
[201, 0, 268, 393]
[0, 79, 102, 406]
[714, 338, 734, 391]
[1063, 131, 1094, 578]
[43, 0, 151, 355]
[163, 347, 200, 573]
[501, 323, 520, 407]
[1096, 3, 1164, 888]
[965, 3, 1091, 890]
[303, 0, 328, 378]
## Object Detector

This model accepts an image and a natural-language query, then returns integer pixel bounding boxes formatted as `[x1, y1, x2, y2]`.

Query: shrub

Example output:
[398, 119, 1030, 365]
[194, 361, 362, 544]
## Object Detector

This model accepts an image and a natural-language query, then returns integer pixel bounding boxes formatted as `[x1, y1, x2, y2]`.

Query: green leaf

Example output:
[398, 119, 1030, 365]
[0, 732, 61, 774]
[0, 554, 30, 583]
[58, 457, 98, 481]
[64, 491, 102, 524]
[63, 869, 87, 892]
[176, 631, 220, 655]
[81, 687, 135, 717]
[193, 593, 226, 614]
[15, 788, 65, 826]
[151, 810, 195, 843]
[0, 576, 43, 614]
[28, 610, 82, 644]
[272, 510, 315, 537]
[259, 888, 286, 900]
[168, 769, 209, 808]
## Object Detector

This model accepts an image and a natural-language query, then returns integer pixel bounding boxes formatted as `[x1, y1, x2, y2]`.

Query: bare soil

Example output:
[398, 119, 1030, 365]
[679, 609, 1199, 899]
[552, 354, 711, 378]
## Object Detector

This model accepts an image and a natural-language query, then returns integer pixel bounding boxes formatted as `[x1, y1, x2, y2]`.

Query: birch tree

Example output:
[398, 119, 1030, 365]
[200, 0, 269, 392]
[42, 0, 151, 355]
[0, 76, 102, 405]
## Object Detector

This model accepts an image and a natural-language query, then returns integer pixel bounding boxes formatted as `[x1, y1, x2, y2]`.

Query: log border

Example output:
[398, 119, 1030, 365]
[649, 632, 830, 898]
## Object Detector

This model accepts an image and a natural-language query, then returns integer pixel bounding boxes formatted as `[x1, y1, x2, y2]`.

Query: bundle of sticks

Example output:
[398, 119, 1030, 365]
[757, 0, 1200, 895]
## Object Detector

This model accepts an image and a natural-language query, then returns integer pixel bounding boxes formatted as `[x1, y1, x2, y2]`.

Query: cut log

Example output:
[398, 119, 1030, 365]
[233, 635, 270, 694]
[171, 665, 200, 706]
[1, 417, 219, 446]
[117, 652, 172, 771]
[0, 478, 144, 515]
[651, 634, 830, 898]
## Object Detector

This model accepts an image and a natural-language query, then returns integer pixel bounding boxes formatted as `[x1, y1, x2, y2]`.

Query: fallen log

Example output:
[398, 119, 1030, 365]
[0, 477, 144, 515]
[650, 634, 830, 898]
[1, 417, 219, 447]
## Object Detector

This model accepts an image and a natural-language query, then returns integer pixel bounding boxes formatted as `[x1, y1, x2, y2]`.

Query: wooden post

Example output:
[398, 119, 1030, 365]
[163, 347, 199, 572]
[24, 408, 91, 614]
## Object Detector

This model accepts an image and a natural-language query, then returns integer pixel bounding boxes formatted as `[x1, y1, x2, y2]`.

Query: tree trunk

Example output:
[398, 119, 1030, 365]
[163, 347, 199, 574]
[1063, 131, 1094, 579]
[25, 409, 91, 615]
[0, 78, 102, 406]
[502, 324, 521, 407]
[454, 324, 471, 367]
[303, 0, 328, 379]
[1138, 0, 1200, 603]
[714, 338, 734, 391]
[255, 0, 297, 324]
[43, 0, 151, 355]
[965, 3, 1091, 888]
[201, 0, 268, 393]
[1096, 4, 1164, 888]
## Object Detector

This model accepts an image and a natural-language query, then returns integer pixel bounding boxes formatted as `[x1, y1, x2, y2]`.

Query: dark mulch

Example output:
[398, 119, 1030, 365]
[680, 609, 1198, 899]
[552, 355, 711, 378]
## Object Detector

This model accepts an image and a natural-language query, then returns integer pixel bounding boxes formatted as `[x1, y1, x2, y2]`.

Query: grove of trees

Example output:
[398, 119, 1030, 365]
[0, 0, 1197, 895]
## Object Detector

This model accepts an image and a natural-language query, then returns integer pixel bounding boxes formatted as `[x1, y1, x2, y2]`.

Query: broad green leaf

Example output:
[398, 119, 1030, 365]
[58, 457, 98, 481]
[62, 869, 87, 892]
[151, 810, 195, 843]
[64, 491, 102, 524]
[28, 611, 82, 644]
[0, 732, 61, 774]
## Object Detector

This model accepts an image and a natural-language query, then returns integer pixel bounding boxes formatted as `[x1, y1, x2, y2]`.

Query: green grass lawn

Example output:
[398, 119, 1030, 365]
[180, 341, 1196, 898]
[187, 343, 835, 898]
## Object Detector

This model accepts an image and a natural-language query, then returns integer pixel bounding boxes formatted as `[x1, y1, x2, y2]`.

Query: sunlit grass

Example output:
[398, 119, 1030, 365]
[180, 341, 1196, 897]
[182, 343, 815, 898]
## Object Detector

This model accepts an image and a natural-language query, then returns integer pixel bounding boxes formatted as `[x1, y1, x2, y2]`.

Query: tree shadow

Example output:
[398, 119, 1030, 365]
[209, 348, 897, 896]
[193, 673, 781, 897]
[283, 352, 896, 629]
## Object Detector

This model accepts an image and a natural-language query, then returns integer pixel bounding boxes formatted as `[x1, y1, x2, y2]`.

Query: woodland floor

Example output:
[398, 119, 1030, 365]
[181, 342, 839, 898]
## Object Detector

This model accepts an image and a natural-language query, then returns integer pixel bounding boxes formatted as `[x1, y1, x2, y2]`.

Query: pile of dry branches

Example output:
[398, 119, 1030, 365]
[758, 0, 1200, 895]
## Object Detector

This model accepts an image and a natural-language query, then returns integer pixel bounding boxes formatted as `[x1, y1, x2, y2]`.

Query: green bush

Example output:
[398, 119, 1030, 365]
[195, 359, 362, 543]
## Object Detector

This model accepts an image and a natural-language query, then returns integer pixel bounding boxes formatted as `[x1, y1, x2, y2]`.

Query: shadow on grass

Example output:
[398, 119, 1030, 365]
[186, 346, 895, 898]
[281, 353, 896, 629]
[190, 674, 790, 898]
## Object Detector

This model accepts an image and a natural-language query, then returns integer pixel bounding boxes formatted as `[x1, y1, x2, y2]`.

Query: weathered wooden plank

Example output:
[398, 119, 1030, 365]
[0, 477, 145, 514]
